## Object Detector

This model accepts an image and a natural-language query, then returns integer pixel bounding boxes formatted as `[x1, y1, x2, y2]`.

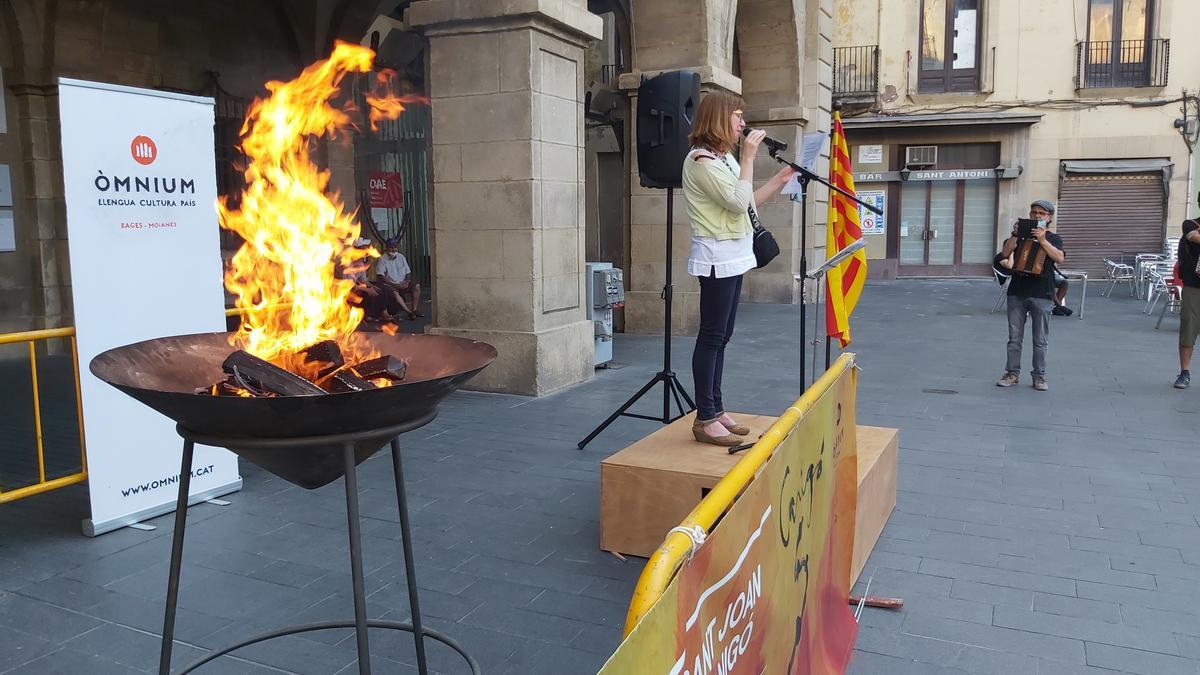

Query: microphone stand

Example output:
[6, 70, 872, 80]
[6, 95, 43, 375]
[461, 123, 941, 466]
[770, 147, 881, 391]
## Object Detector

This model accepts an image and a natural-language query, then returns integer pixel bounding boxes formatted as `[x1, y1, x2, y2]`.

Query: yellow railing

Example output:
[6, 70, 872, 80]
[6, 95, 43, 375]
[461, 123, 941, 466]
[0, 327, 88, 504]
[0, 308, 246, 504]
[622, 354, 854, 636]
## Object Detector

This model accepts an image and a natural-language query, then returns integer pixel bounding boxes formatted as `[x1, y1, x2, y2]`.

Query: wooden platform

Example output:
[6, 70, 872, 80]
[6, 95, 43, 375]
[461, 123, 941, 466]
[599, 413, 898, 571]
[852, 425, 898, 586]
[599, 412, 776, 558]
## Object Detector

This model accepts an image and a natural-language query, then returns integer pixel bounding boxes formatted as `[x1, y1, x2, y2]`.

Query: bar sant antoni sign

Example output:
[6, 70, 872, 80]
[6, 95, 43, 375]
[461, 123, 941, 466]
[58, 78, 240, 536]
[854, 168, 996, 182]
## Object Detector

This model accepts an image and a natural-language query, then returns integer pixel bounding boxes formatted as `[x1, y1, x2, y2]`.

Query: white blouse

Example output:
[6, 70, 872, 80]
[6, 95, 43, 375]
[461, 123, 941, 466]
[685, 149, 756, 279]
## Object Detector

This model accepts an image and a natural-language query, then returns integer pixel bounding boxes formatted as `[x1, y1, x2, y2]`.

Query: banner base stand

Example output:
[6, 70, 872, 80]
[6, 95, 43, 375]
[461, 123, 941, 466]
[81, 479, 242, 537]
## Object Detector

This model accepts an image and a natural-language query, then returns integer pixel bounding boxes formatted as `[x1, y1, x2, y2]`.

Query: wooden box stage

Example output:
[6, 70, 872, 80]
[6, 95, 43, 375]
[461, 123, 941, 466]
[599, 412, 897, 584]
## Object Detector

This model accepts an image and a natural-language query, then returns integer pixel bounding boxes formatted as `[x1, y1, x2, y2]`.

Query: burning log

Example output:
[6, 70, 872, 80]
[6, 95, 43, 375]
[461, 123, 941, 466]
[221, 350, 325, 397]
[323, 369, 377, 394]
[351, 355, 407, 382]
[301, 340, 345, 378]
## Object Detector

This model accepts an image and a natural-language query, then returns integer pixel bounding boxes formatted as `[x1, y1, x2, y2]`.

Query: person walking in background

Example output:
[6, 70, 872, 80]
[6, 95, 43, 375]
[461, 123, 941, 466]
[681, 91, 793, 446]
[1174, 211, 1200, 388]
[996, 200, 1066, 391]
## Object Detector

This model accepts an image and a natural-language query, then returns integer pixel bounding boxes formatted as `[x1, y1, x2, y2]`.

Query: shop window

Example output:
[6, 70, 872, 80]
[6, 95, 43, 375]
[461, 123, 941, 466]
[919, 0, 982, 93]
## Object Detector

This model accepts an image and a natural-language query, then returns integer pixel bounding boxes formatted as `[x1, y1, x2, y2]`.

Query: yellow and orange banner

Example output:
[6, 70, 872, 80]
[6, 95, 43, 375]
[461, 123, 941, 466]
[826, 112, 867, 348]
[600, 359, 859, 674]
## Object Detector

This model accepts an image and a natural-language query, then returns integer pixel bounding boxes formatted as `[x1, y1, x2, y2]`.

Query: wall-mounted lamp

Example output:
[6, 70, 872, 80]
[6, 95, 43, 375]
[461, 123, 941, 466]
[993, 165, 1024, 179]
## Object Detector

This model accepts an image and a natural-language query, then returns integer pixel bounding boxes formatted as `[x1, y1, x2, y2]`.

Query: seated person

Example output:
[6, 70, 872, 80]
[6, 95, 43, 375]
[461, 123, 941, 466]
[375, 238, 422, 320]
[344, 238, 405, 322]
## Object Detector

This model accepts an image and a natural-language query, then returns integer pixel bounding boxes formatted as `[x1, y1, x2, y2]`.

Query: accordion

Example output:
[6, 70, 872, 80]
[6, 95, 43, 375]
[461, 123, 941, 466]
[1012, 238, 1046, 276]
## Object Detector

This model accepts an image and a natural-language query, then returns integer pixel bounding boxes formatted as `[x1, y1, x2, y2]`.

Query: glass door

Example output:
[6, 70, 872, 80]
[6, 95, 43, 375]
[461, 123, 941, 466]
[897, 178, 996, 275]
[899, 181, 927, 266]
[927, 180, 957, 265]
[962, 179, 998, 264]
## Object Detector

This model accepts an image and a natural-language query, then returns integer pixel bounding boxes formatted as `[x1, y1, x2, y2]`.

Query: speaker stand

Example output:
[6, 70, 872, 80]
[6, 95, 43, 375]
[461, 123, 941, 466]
[578, 188, 695, 449]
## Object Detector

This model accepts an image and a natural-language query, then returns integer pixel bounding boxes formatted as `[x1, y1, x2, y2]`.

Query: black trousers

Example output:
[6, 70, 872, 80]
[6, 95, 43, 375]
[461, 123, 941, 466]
[692, 271, 744, 421]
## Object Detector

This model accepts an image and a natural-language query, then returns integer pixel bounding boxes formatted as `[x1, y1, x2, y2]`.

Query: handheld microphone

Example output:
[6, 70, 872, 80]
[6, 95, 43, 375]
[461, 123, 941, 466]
[742, 127, 788, 154]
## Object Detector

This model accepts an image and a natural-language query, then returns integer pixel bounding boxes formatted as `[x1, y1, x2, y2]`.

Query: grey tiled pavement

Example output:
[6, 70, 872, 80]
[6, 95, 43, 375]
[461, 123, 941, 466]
[1, 279, 1198, 674]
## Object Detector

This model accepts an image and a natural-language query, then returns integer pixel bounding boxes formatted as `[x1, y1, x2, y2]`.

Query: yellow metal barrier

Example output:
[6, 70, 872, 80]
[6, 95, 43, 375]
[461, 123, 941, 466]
[622, 354, 855, 636]
[0, 327, 88, 504]
[0, 309, 247, 503]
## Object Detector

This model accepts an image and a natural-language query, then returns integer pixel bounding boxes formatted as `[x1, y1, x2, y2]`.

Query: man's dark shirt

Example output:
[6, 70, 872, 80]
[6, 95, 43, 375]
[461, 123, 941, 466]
[1008, 232, 1065, 300]
[1181, 220, 1200, 289]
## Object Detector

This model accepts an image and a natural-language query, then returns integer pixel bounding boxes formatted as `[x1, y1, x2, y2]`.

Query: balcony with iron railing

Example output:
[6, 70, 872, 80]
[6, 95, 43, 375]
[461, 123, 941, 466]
[833, 46, 880, 101]
[1076, 38, 1169, 89]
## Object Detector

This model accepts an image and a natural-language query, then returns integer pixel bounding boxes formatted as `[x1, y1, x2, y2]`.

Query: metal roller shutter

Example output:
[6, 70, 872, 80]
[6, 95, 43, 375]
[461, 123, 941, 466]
[1055, 173, 1165, 277]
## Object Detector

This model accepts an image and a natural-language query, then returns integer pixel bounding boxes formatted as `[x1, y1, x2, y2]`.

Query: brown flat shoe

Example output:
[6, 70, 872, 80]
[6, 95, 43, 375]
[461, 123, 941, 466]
[693, 421, 742, 447]
[718, 416, 750, 436]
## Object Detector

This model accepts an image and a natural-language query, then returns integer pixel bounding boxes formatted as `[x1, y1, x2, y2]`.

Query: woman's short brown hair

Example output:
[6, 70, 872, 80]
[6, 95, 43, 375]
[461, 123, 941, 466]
[687, 91, 746, 155]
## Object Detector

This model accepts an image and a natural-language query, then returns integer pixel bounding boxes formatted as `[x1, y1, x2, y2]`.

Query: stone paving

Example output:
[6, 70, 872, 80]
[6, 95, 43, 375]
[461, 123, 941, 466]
[0, 279, 1197, 674]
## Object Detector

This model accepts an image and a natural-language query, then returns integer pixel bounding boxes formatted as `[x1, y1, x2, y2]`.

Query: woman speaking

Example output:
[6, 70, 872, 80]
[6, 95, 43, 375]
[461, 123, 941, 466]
[682, 92, 794, 446]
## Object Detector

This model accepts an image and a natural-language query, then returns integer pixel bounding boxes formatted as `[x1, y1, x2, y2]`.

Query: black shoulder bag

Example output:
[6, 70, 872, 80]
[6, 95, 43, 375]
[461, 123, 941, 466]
[748, 204, 779, 269]
[717, 154, 778, 269]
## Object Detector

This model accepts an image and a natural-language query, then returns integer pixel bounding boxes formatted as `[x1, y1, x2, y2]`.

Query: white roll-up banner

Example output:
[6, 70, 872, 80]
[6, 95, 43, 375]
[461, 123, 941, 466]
[58, 78, 241, 536]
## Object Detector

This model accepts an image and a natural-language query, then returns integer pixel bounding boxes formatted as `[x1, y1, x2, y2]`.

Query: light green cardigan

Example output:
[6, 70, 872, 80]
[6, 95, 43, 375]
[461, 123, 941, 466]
[681, 151, 754, 240]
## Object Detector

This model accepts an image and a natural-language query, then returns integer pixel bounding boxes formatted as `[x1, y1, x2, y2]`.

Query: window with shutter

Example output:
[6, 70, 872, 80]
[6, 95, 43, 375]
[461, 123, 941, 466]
[919, 0, 983, 93]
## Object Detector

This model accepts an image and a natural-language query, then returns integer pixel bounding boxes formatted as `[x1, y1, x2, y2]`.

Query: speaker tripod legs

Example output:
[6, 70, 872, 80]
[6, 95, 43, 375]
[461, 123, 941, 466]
[577, 370, 694, 449]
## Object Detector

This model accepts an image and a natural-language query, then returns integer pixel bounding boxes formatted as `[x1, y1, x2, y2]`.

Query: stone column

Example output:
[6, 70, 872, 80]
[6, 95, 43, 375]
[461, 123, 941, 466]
[408, 1, 602, 395]
[9, 84, 70, 330]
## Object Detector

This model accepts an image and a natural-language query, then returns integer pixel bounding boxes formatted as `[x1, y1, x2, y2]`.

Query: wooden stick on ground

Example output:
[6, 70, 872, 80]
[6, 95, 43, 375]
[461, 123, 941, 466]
[848, 595, 904, 609]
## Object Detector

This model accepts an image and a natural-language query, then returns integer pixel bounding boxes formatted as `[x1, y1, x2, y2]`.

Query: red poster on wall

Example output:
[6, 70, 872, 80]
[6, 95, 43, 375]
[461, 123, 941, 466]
[368, 171, 403, 208]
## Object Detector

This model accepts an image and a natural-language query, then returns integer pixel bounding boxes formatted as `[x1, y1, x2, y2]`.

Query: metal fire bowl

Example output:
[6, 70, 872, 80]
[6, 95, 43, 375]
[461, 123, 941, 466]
[89, 332, 496, 489]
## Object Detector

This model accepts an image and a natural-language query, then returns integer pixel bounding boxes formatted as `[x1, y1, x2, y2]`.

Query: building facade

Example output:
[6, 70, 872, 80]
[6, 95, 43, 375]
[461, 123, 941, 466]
[1, 0, 834, 395]
[833, 0, 1200, 278]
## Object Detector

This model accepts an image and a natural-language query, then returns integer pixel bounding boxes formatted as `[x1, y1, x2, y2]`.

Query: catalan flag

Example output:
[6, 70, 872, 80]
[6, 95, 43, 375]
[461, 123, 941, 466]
[825, 111, 867, 348]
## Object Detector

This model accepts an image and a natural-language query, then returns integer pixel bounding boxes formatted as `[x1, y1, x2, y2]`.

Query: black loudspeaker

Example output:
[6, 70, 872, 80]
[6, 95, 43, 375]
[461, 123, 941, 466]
[636, 70, 701, 189]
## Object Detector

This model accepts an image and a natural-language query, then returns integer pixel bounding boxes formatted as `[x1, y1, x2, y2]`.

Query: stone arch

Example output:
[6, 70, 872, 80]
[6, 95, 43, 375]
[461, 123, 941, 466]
[1, 0, 56, 85]
[734, 0, 804, 114]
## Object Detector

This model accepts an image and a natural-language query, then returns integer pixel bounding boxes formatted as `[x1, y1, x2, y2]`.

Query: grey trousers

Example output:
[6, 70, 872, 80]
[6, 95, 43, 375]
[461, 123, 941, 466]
[1006, 295, 1054, 377]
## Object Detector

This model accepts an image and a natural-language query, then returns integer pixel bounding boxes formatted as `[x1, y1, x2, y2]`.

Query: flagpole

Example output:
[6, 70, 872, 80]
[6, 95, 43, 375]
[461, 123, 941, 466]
[826, 123, 835, 371]
[775, 157, 877, 389]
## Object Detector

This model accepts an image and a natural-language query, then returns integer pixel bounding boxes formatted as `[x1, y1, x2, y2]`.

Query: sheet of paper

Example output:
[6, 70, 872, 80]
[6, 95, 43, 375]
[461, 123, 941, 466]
[798, 132, 826, 171]
[782, 174, 804, 196]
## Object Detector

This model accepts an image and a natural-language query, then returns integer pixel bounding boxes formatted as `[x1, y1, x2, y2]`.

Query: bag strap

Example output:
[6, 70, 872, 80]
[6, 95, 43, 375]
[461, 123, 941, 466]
[716, 153, 762, 232]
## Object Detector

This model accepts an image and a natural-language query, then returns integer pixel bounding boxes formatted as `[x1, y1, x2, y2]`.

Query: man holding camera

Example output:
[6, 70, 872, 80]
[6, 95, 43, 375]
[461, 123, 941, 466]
[997, 200, 1066, 391]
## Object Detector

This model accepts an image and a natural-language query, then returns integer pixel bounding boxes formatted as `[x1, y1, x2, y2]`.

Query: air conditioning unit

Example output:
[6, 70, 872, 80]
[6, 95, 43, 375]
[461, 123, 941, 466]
[905, 145, 937, 167]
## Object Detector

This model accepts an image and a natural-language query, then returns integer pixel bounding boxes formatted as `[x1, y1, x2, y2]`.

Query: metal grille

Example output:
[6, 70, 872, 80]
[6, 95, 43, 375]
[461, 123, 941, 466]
[1055, 173, 1165, 276]
[356, 104, 432, 288]
[833, 46, 880, 98]
[1076, 39, 1170, 89]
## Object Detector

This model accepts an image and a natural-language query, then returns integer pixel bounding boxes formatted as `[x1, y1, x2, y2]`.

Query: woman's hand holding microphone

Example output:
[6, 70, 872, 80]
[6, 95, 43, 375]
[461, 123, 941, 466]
[740, 128, 795, 197]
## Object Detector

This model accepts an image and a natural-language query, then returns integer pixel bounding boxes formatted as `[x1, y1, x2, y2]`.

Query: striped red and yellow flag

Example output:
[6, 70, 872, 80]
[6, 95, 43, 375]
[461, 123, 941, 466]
[825, 111, 867, 348]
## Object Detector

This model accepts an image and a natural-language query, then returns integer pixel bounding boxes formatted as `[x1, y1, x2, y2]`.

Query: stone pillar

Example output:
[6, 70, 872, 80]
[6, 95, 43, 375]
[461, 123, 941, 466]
[2, 0, 70, 333]
[408, 1, 603, 395]
[9, 84, 70, 330]
[620, 0, 743, 336]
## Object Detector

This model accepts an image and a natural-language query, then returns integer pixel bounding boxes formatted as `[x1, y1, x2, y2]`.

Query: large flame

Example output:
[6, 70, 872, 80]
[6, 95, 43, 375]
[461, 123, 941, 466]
[220, 42, 421, 380]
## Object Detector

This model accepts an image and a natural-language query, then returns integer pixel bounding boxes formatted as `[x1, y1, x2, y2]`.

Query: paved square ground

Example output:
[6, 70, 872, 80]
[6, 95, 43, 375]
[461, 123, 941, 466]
[1, 280, 1197, 674]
